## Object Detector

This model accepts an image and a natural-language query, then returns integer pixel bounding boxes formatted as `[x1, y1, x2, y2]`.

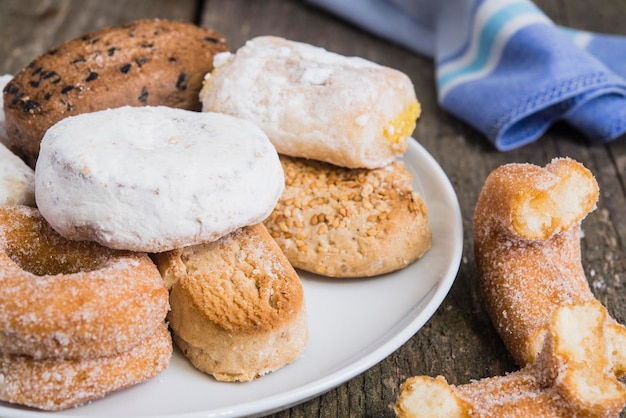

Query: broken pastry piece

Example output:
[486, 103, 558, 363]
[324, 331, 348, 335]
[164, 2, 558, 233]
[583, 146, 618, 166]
[473, 157, 600, 365]
[396, 158, 626, 417]
[395, 300, 626, 418]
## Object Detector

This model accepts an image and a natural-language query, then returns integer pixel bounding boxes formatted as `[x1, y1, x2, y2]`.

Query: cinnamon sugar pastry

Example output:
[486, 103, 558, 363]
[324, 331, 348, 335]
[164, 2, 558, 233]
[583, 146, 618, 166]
[395, 158, 626, 417]
[395, 300, 626, 417]
[473, 157, 599, 364]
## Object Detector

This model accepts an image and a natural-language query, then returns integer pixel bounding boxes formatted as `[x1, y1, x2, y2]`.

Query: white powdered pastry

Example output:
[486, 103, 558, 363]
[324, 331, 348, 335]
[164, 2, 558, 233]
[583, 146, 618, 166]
[35, 106, 284, 252]
[0, 142, 35, 206]
[0, 74, 13, 145]
[200, 36, 421, 169]
[0, 74, 34, 206]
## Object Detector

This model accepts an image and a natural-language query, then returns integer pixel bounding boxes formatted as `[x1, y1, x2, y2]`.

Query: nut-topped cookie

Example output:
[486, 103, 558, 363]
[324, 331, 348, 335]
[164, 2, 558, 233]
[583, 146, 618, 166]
[264, 155, 432, 277]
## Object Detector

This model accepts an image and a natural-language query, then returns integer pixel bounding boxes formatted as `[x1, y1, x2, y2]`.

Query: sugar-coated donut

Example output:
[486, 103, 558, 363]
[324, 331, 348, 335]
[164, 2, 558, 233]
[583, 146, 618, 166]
[0, 322, 172, 411]
[0, 205, 169, 359]
[200, 36, 420, 169]
[3, 19, 228, 167]
[155, 223, 308, 382]
[35, 105, 284, 252]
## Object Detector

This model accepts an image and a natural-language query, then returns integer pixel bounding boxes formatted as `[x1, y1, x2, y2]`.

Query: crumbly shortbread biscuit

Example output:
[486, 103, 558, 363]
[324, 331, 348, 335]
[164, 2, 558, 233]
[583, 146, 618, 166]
[200, 36, 420, 169]
[154, 223, 308, 382]
[264, 156, 431, 278]
[3, 19, 228, 167]
[35, 106, 284, 252]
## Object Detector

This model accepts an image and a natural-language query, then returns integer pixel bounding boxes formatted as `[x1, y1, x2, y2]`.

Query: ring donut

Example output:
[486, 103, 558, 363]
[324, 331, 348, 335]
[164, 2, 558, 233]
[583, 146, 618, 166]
[2, 18, 228, 167]
[0, 205, 169, 359]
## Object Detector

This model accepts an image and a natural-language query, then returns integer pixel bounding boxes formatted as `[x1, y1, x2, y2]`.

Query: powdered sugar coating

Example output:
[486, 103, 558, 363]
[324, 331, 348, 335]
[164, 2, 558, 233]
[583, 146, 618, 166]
[200, 36, 420, 169]
[0, 142, 35, 206]
[35, 106, 284, 252]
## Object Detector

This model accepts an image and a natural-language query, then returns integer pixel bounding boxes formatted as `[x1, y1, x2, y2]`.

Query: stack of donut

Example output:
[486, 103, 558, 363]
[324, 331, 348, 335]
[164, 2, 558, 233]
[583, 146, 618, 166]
[394, 158, 626, 417]
[200, 36, 432, 278]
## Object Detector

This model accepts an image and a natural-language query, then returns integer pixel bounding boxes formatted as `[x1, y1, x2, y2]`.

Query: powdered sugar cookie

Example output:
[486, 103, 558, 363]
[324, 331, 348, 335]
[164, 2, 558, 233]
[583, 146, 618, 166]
[35, 106, 284, 252]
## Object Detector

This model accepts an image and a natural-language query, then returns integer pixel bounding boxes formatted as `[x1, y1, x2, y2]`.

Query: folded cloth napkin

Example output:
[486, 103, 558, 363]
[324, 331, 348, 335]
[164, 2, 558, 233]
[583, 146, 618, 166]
[307, 0, 626, 150]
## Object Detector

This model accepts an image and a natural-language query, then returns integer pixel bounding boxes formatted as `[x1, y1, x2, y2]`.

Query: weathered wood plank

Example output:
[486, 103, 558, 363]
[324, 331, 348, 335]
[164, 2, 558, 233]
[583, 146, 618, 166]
[0, 0, 198, 74]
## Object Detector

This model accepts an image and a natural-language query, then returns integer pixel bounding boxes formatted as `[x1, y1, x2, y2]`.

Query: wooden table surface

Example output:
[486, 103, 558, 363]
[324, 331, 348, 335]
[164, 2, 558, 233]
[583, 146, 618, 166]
[1, 1, 625, 417]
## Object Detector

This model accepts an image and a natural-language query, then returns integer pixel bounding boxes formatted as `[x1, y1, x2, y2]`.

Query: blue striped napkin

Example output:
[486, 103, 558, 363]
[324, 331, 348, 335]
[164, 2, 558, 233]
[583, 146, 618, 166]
[308, 0, 626, 150]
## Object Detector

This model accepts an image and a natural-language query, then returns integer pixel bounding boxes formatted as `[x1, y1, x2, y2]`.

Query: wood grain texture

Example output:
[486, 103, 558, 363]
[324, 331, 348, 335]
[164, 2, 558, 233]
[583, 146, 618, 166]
[1, 0, 625, 416]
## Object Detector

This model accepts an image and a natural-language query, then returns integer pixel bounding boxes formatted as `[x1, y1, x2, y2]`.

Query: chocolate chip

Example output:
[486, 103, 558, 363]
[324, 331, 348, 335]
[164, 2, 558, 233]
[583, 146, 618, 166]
[70, 57, 87, 64]
[4, 83, 18, 95]
[23, 100, 40, 113]
[135, 57, 149, 67]
[168, 57, 177, 62]
[29, 80, 40, 88]
[175, 72, 188, 90]
[44, 92, 52, 100]
[85, 72, 98, 82]
[204, 36, 222, 44]
[138, 87, 149, 103]
[140, 42, 154, 48]
[61, 85, 75, 94]
[107, 47, 116, 56]
[120, 63, 131, 74]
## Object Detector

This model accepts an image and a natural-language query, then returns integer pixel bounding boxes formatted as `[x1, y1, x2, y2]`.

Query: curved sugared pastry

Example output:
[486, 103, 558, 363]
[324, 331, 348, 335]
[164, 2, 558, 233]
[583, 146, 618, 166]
[263, 156, 431, 278]
[473, 158, 599, 365]
[0, 322, 172, 411]
[0, 205, 169, 360]
[200, 36, 420, 169]
[394, 300, 626, 418]
[35, 106, 284, 253]
[3, 18, 228, 166]
[154, 223, 308, 382]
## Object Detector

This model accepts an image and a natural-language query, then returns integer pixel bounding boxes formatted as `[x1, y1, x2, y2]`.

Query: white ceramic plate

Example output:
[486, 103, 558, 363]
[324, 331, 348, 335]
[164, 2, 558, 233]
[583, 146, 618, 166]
[0, 138, 463, 418]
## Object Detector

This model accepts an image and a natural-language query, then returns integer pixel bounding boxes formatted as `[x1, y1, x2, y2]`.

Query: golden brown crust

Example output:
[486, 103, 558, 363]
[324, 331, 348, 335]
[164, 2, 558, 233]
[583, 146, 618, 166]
[0, 322, 172, 411]
[395, 301, 626, 418]
[155, 223, 308, 382]
[0, 205, 169, 360]
[3, 18, 228, 166]
[473, 158, 599, 364]
[263, 156, 431, 277]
